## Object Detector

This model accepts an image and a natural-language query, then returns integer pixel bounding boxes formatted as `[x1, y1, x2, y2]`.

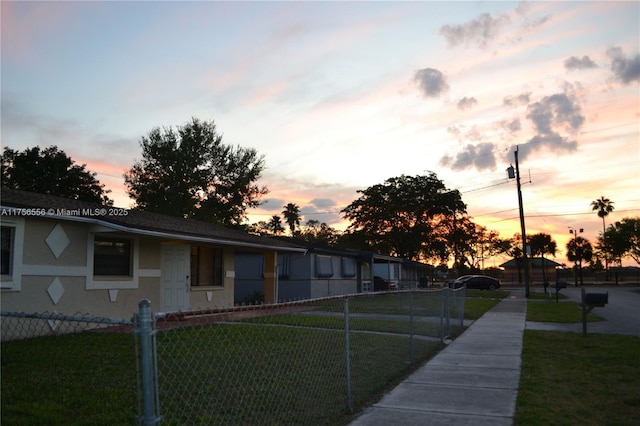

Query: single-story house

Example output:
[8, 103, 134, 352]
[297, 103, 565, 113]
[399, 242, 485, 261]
[235, 243, 366, 303]
[0, 188, 306, 318]
[500, 257, 563, 284]
[234, 242, 432, 303]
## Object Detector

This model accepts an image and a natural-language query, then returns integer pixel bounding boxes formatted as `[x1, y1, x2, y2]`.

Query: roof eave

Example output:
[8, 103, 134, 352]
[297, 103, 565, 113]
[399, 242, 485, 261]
[2, 208, 307, 253]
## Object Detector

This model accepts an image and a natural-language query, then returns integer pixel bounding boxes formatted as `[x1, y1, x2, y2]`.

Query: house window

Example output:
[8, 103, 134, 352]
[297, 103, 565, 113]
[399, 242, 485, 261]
[1, 226, 13, 276]
[191, 246, 223, 287]
[93, 237, 132, 276]
[341, 257, 356, 277]
[315, 255, 333, 278]
[278, 255, 290, 279]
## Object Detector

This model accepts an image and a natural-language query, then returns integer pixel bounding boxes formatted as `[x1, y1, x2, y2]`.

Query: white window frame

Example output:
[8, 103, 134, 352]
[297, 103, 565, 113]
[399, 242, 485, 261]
[315, 255, 334, 278]
[341, 257, 357, 277]
[0, 218, 24, 291]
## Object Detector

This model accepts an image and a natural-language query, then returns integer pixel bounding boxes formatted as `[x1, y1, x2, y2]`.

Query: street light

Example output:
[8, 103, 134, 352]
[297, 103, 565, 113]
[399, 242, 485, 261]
[568, 226, 583, 286]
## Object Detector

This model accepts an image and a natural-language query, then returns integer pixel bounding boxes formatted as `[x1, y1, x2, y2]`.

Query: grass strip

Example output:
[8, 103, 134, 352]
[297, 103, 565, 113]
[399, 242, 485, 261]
[527, 300, 605, 323]
[516, 331, 640, 426]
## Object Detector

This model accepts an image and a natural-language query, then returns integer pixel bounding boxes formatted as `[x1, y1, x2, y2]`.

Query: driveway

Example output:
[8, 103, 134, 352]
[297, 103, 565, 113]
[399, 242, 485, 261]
[526, 286, 640, 336]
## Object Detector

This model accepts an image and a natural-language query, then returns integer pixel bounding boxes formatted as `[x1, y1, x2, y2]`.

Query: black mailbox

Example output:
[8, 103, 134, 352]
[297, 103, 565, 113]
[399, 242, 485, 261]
[585, 292, 608, 307]
[555, 281, 567, 290]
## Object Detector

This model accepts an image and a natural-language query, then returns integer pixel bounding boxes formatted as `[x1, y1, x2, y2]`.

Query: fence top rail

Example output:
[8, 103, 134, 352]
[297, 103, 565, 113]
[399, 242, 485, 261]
[0, 311, 134, 325]
[155, 287, 462, 320]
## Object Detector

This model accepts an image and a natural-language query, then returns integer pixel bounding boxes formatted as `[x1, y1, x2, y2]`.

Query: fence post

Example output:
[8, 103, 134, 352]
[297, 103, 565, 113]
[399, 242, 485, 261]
[344, 297, 353, 413]
[135, 299, 160, 426]
[445, 287, 451, 337]
[408, 290, 414, 363]
[459, 287, 466, 328]
[439, 288, 445, 341]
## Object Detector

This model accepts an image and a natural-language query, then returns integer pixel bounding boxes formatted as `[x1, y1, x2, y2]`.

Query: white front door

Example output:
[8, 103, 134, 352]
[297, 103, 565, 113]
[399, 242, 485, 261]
[161, 244, 190, 312]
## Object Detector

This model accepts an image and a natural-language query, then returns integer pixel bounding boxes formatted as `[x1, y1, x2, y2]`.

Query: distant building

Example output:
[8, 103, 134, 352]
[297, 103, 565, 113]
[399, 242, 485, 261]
[500, 257, 562, 284]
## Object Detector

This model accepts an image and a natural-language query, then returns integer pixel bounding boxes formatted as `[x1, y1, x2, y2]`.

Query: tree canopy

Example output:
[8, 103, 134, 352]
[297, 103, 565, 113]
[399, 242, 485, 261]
[599, 217, 640, 265]
[124, 118, 267, 226]
[299, 220, 339, 246]
[1, 145, 112, 205]
[341, 173, 467, 261]
[528, 233, 557, 259]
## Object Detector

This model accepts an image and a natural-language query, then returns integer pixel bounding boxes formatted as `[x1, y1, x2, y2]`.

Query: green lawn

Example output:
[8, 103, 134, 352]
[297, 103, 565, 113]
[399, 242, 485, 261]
[1, 333, 137, 425]
[527, 299, 604, 323]
[463, 289, 507, 319]
[516, 292, 640, 425]
[516, 331, 640, 426]
[155, 323, 444, 425]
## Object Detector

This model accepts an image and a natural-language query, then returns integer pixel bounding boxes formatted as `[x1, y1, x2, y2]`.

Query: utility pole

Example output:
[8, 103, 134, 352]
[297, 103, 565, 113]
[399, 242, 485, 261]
[508, 146, 530, 297]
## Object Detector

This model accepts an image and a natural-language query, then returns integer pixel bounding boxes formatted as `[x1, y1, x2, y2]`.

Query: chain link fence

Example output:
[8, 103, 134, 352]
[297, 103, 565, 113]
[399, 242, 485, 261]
[1, 287, 465, 425]
[138, 288, 465, 425]
[0, 311, 133, 341]
[1, 311, 137, 425]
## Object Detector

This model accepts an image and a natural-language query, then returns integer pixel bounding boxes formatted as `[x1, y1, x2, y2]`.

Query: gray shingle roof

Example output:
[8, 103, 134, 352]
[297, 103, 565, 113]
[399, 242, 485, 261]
[1, 187, 306, 252]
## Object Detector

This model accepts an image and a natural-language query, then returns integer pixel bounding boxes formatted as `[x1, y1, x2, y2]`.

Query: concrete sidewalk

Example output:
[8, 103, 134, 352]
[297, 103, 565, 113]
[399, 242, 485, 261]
[349, 292, 527, 426]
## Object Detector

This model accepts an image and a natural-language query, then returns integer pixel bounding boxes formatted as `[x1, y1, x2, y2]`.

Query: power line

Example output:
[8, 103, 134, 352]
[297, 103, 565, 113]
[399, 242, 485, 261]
[485, 208, 640, 224]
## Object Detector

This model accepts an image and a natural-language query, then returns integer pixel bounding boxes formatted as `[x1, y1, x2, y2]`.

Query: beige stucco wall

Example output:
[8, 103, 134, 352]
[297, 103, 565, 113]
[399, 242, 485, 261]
[1, 217, 244, 317]
[22, 219, 88, 266]
[139, 237, 161, 269]
[0, 275, 160, 318]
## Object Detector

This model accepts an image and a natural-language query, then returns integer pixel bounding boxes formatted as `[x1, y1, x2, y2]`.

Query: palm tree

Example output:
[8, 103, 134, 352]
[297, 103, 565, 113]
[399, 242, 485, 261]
[591, 196, 614, 278]
[282, 203, 301, 235]
[529, 233, 557, 292]
[567, 236, 593, 286]
[591, 196, 615, 235]
[266, 215, 285, 235]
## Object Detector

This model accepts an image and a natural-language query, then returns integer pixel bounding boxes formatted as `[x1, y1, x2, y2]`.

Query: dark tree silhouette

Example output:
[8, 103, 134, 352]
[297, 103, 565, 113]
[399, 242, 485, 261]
[567, 236, 593, 286]
[124, 118, 267, 226]
[1, 146, 112, 204]
[282, 203, 301, 235]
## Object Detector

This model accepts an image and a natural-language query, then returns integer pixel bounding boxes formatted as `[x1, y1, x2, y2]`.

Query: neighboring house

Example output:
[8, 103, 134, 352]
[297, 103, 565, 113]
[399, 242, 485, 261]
[0, 188, 306, 318]
[500, 257, 562, 284]
[234, 242, 432, 303]
[235, 244, 364, 303]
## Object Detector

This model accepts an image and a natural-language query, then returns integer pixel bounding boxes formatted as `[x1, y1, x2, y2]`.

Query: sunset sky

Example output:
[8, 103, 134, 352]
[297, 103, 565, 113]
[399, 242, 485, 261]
[2, 1, 639, 267]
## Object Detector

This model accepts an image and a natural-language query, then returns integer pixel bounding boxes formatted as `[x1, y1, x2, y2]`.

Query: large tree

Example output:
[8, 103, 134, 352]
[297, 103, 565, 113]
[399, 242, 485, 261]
[458, 224, 511, 271]
[124, 118, 267, 226]
[341, 173, 466, 261]
[599, 218, 640, 265]
[1, 145, 112, 204]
